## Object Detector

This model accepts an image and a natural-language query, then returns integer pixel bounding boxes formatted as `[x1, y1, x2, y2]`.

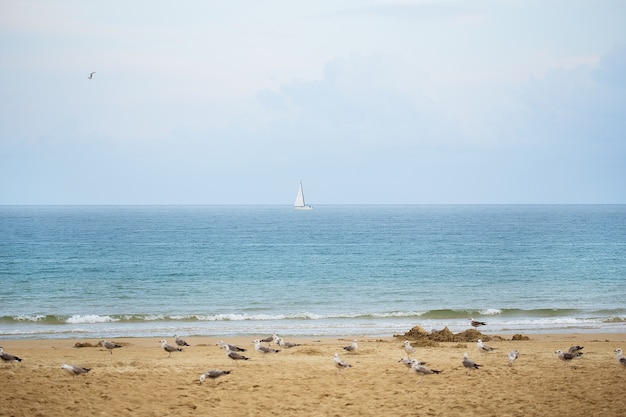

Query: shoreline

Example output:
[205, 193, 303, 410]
[2, 332, 625, 416]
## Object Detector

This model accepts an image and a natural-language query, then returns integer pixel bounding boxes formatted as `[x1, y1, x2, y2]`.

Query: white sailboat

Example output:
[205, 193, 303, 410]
[294, 181, 313, 210]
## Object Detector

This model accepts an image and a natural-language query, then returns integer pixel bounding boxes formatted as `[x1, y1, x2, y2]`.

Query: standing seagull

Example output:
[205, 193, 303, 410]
[61, 364, 91, 378]
[614, 348, 626, 370]
[343, 339, 358, 354]
[100, 340, 122, 354]
[0, 347, 22, 364]
[217, 340, 246, 352]
[159, 339, 182, 358]
[555, 349, 583, 367]
[410, 359, 442, 383]
[253, 339, 280, 359]
[469, 318, 487, 328]
[462, 352, 481, 375]
[88, 72, 96, 79]
[333, 353, 352, 375]
[175, 335, 190, 347]
[403, 340, 415, 358]
[199, 369, 230, 384]
[223, 346, 249, 366]
[477, 339, 495, 352]
[508, 350, 520, 367]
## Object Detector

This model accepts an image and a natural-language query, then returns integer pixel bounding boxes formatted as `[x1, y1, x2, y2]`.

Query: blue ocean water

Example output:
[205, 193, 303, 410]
[1, 205, 625, 340]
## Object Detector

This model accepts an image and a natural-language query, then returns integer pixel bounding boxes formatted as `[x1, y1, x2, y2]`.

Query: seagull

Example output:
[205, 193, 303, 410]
[462, 352, 481, 375]
[403, 341, 415, 358]
[568, 345, 584, 354]
[217, 340, 246, 352]
[410, 359, 442, 383]
[614, 348, 626, 370]
[469, 318, 487, 328]
[259, 335, 275, 345]
[253, 339, 280, 358]
[555, 349, 583, 367]
[508, 350, 519, 367]
[333, 353, 352, 374]
[223, 346, 249, 366]
[160, 339, 183, 357]
[477, 339, 495, 352]
[100, 340, 122, 354]
[199, 369, 230, 384]
[276, 337, 301, 348]
[398, 357, 414, 371]
[343, 339, 358, 354]
[174, 335, 190, 347]
[88, 72, 96, 79]
[0, 347, 22, 364]
[61, 363, 91, 377]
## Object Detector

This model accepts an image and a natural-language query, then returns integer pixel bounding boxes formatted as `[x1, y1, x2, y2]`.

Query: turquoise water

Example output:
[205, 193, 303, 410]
[1, 205, 625, 339]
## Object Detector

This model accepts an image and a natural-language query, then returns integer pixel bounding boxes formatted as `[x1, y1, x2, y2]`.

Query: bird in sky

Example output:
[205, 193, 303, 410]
[88, 72, 96, 79]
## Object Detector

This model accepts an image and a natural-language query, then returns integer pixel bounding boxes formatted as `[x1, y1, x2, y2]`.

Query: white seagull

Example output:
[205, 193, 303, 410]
[253, 339, 280, 358]
[100, 340, 122, 354]
[410, 359, 442, 383]
[217, 340, 246, 352]
[477, 339, 495, 352]
[469, 318, 487, 328]
[276, 337, 301, 348]
[223, 346, 249, 366]
[614, 348, 626, 370]
[199, 369, 230, 384]
[175, 335, 190, 347]
[0, 347, 23, 364]
[61, 363, 91, 377]
[403, 340, 415, 358]
[333, 353, 352, 374]
[343, 339, 358, 354]
[462, 352, 481, 375]
[555, 349, 583, 367]
[160, 339, 182, 357]
[508, 350, 519, 367]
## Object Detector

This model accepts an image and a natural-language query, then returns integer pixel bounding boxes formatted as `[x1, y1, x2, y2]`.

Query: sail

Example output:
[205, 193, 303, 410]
[294, 182, 312, 209]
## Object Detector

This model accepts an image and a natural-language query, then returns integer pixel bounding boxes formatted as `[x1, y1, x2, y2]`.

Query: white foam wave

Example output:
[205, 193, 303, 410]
[65, 314, 118, 324]
[479, 308, 502, 316]
[13, 314, 47, 322]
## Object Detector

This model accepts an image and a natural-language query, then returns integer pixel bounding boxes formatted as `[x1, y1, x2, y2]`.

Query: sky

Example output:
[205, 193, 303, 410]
[1, 0, 625, 204]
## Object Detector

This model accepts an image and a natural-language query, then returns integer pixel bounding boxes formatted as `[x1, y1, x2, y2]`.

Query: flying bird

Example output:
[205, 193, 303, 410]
[61, 363, 91, 377]
[88, 72, 96, 79]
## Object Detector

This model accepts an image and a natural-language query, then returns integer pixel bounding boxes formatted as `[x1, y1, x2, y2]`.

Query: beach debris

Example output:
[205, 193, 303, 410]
[174, 335, 190, 347]
[61, 363, 91, 377]
[0, 347, 22, 364]
[343, 339, 358, 354]
[333, 353, 352, 374]
[555, 349, 583, 367]
[410, 359, 442, 383]
[469, 318, 487, 328]
[614, 348, 626, 369]
[462, 352, 481, 375]
[508, 350, 519, 367]
[160, 339, 183, 357]
[217, 340, 246, 352]
[199, 369, 230, 384]
[100, 340, 122, 354]
[477, 339, 495, 352]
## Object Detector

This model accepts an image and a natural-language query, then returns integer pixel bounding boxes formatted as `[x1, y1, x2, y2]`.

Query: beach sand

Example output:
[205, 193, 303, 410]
[1, 333, 625, 417]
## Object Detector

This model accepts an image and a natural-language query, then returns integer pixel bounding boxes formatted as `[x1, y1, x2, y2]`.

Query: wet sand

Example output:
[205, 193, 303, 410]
[1, 333, 625, 416]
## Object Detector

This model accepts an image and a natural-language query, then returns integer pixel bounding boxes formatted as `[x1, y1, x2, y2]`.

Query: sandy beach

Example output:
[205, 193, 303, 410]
[1, 333, 625, 417]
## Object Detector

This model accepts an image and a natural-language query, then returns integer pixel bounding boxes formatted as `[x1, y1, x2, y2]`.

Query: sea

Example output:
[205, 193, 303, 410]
[1, 205, 625, 341]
